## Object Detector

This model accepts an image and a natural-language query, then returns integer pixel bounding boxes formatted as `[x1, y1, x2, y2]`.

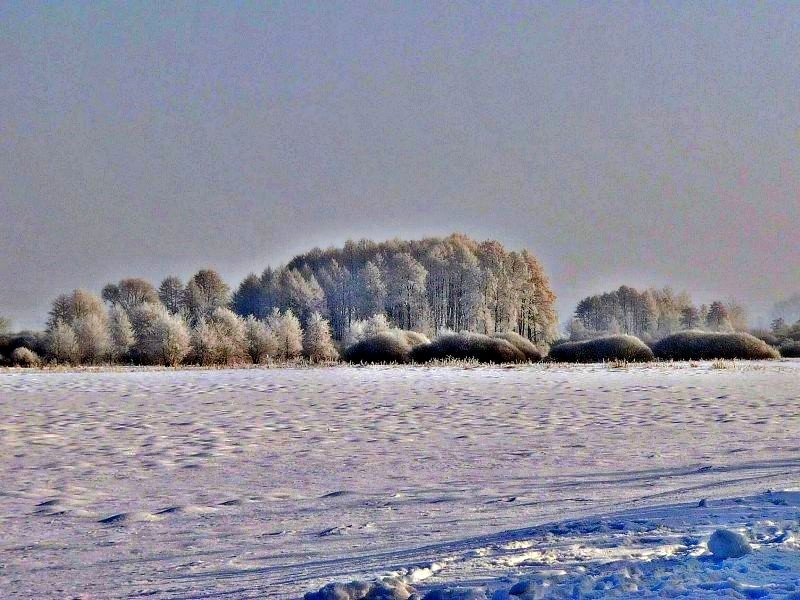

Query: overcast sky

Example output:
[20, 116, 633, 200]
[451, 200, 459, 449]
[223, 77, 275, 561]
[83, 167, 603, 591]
[2, 2, 799, 330]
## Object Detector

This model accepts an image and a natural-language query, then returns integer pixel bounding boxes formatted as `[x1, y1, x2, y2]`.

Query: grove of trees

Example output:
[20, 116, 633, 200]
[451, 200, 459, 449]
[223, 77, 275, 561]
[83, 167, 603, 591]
[0, 234, 559, 366]
[569, 285, 749, 341]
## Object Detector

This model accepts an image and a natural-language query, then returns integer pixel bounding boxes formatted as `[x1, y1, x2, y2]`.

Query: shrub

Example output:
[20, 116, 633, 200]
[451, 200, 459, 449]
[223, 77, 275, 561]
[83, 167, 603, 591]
[11, 347, 41, 367]
[411, 332, 526, 364]
[342, 331, 413, 364]
[493, 331, 543, 361]
[303, 312, 339, 362]
[778, 341, 800, 358]
[652, 331, 780, 360]
[548, 334, 654, 363]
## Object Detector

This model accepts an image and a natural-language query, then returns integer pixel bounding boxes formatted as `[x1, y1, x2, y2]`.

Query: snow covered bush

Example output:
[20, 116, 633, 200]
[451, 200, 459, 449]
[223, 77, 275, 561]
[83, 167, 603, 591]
[547, 335, 654, 363]
[493, 331, 543, 361]
[652, 331, 780, 360]
[303, 312, 339, 362]
[46, 320, 79, 364]
[11, 347, 40, 367]
[411, 332, 526, 364]
[342, 331, 413, 364]
[244, 315, 278, 363]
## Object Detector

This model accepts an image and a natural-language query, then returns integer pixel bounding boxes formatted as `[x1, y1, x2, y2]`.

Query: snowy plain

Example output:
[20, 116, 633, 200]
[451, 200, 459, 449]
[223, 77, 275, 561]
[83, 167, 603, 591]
[0, 362, 798, 599]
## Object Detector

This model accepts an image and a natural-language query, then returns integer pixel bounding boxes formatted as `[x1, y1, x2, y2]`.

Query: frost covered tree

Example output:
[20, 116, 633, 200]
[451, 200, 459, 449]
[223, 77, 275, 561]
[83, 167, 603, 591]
[102, 278, 159, 312]
[46, 320, 79, 364]
[129, 303, 190, 366]
[267, 308, 303, 360]
[108, 305, 134, 360]
[303, 312, 339, 362]
[158, 276, 185, 315]
[73, 313, 111, 364]
[244, 315, 278, 363]
[0, 314, 9, 334]
[232, 274, 265, 318]
[208, 307, 248, 364]
[185, 269, 231, 322]
[246, 234, 558, 342]
[386, 252, 428, 331]
[706, 301, 732, 331]
[189, 318, 219, 366]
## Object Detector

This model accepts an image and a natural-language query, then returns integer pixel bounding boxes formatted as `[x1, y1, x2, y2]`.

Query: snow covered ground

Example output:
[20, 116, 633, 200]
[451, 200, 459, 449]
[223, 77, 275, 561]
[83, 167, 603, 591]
[0, 362, 798, 598]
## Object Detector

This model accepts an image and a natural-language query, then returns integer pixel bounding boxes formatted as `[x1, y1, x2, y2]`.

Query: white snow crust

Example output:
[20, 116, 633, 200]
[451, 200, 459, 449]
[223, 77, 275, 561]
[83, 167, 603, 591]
[1, 361, 798, 598]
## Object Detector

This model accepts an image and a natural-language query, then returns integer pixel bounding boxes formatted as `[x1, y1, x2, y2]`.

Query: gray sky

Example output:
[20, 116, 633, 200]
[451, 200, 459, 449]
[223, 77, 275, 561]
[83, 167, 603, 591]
[2, 2, 799, 330]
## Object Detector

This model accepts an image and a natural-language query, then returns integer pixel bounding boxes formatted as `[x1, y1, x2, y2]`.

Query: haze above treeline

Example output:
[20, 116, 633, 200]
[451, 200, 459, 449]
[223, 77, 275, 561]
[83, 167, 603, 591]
[2, 3, 799, 329]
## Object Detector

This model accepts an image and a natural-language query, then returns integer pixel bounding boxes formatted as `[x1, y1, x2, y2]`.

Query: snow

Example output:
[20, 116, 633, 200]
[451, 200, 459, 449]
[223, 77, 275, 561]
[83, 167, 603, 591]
[0, 361, 798, 598]
[708, 528, 753, 559]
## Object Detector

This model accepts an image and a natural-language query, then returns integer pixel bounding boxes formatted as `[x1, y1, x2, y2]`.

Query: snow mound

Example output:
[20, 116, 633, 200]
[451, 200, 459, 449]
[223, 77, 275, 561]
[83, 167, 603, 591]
[303, 577, 416, 600]
[422, 589, 487, 600]
[707, 528, 752, 559]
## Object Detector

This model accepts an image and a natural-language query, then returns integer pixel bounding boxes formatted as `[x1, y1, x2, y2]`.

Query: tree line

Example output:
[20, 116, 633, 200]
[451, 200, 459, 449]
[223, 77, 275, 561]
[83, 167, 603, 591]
[568, 285, 750, 342]
[0, 234, 560, 366]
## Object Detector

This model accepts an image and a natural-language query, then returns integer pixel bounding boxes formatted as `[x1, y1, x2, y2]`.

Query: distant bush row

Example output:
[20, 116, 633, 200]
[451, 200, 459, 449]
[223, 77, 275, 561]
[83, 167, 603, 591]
[2, 326, 790, 367]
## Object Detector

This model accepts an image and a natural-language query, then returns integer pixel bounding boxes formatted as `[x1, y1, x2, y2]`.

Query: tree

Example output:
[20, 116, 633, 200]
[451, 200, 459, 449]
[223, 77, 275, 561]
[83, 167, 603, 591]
[46, 320, 79, 364]
[244, 316, 278, 363]
[232, 274, 265, 318]
[706, 301, 731, 331]
[386, 252, 428, 331]
[108, 305, 134, 360]
[158, 276, 186, 314]
[74, 313, 111, 364]
[208, 307, 248, 364]
[725, 299, 748, 331]
[303, 312, 339, 362]
[103, 278, 159, 312]
[0, 315, 10, 334]
[129, 303, 190, 366]
[680, 305, 701, 329]
[185, 269, 231, 322]
[357, 261, 387, 320]
[268, 308, 303, 360]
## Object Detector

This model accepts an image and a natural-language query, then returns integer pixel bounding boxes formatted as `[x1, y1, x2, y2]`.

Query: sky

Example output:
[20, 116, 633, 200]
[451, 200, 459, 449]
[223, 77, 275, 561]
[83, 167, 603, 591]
[2, 1, 799, 330]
